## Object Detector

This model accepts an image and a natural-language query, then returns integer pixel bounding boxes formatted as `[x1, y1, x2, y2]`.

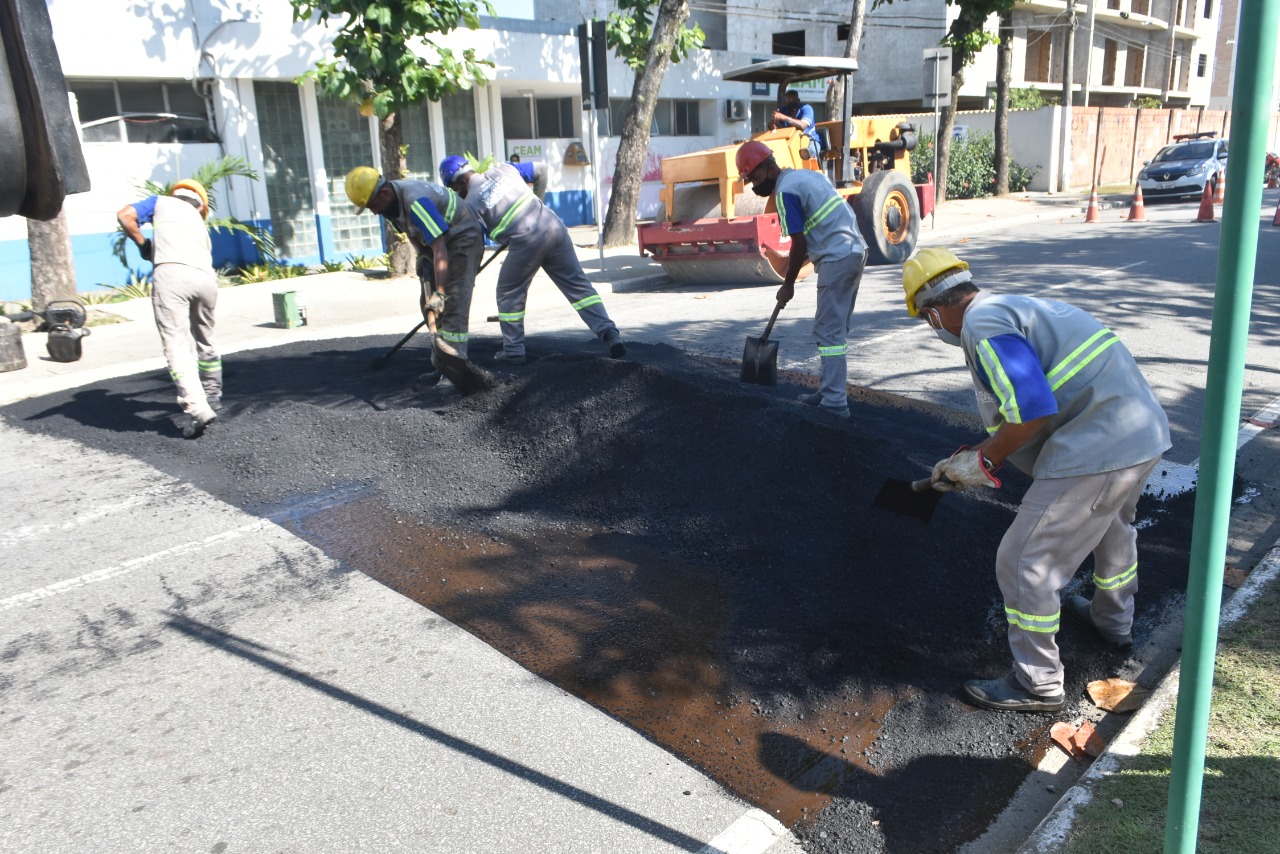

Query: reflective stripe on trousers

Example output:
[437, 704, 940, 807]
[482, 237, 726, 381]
[416, 228, 483, 358]
[813, 250, 865, 409]
[494, 206, 617, 357]
[995, 456, 1160, 696]
[152, 263, 220, 415]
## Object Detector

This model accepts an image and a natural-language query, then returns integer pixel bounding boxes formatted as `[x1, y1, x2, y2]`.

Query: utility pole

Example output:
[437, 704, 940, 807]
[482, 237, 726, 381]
[1081, 0, 1097, 106]
[1057, 0, 1078, 192]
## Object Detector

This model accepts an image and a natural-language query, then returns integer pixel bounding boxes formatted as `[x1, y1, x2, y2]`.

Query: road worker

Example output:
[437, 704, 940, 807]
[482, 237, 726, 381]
[509, 159, 548, 200]
[345, 166, 482, 381]
[736, 140, 866, 419]
[116, 179, 221, 438]
[439, 155, 624, 364]
[902, 248, 1171, 712]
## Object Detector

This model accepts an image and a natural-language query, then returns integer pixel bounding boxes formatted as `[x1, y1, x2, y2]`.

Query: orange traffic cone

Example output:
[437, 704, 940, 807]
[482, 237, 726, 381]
[1267, 173, 1279, 190]
[1273, 196, 1280, 227]
[1213, 167, 1226, 205]
[1085, 185, 1102, 223]
[1126, 183, 1147, 222]
[1196, 179, 1216, 222]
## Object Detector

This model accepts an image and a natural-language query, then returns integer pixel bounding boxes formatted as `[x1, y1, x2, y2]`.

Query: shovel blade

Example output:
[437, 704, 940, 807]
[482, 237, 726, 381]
[740, 336, 779, 386]
[432, 340, 496, 396]
[872, 477, 944, 524]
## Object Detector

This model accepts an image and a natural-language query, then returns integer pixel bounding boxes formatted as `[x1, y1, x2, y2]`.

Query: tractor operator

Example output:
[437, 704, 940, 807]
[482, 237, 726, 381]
[116, 179, 221, 439]
[736, 140, 866, 420]
[770, 88, 823, 162]
[344, 166, 482, 382]
[439, 155, 625, 364]
[902, 248, 1171, 713]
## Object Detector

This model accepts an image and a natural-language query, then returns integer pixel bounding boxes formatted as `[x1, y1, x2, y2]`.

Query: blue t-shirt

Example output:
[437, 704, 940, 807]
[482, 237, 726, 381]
[780, 102, 822, 150]
[130, 195, 159, 223]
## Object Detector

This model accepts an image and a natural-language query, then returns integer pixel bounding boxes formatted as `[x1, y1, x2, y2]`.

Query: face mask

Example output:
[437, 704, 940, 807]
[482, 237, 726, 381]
[751, 176, 776, 197]
[925, 308, 963, 346]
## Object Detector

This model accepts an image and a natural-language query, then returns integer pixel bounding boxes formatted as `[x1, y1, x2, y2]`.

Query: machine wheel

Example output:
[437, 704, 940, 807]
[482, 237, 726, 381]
[854, 170, 920, 265]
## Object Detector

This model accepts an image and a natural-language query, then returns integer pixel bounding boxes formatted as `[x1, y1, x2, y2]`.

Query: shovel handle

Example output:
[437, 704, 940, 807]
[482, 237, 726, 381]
[759, 300, 785, 344]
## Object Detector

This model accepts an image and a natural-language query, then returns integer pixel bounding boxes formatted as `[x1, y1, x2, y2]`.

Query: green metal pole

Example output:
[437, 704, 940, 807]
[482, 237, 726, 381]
[1163, 1, 1280, 850]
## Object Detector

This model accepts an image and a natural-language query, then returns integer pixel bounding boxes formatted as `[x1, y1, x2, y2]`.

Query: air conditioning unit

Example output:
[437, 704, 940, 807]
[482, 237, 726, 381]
[725, 99, 746, 121]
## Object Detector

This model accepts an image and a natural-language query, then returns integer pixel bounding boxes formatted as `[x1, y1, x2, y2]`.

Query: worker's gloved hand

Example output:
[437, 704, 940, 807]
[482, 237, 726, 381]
[931, 447, 1002, 492]
[775, 282, 795, 305]
[420, 291, 446, 319]
[137, 238, 153, 262]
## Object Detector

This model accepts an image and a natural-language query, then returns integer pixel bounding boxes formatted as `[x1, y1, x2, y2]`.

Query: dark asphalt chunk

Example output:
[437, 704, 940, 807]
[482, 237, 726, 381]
[1, 333, 1195, 852]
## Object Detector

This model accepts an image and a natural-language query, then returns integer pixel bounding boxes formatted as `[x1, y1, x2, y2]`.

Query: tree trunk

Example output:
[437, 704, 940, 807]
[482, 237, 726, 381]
[27, 210, 77, 313]
[601, 0, 690, 248]
[826, 0, 866, 122]
[379, 112, 412, 277]
[994, 11, 1013, 195]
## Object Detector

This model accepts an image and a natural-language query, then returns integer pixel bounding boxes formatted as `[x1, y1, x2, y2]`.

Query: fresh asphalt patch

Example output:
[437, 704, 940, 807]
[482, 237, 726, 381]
[1, 333, 1196, 853]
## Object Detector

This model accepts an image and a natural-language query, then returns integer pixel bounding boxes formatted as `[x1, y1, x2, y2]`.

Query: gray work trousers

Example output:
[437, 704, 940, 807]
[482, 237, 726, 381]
[416, 228, 483, 357]
[996, 456, 1161, 696]
[812, 249, 866, 409]
[494, 206, 618, 357]
[151, 263, 220, 415]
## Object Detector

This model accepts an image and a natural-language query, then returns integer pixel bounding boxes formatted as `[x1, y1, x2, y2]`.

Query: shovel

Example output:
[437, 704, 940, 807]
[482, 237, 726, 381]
[741, 300, 784, 385]
[424, 307, 495, 395]
[872, 475, 952, 524]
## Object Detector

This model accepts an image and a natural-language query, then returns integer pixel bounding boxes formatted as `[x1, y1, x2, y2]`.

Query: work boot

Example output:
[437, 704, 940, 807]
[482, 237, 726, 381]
[1065, 595, 1133, 649]
[206, 394, 223, 412]
[493, 351, 526, 365]
[415, 370, 441, 389]
[183, 406, 218, 439]
[603, 330, 626, 359]
[962, 673, 1065, 713]
[798, 392, 850, 420]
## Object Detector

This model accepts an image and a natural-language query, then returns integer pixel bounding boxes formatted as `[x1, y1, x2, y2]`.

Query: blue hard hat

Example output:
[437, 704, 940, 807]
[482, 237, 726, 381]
[439, 155, 473, 186]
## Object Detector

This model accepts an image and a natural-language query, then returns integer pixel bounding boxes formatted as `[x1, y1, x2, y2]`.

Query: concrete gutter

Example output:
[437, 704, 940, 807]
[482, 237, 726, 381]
[1017, 544, 1280, 853]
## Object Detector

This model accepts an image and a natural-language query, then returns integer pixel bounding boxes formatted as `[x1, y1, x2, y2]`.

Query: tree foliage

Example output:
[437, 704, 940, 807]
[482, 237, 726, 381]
[289, 0, 496, 117]
[605, 0, 704, 70]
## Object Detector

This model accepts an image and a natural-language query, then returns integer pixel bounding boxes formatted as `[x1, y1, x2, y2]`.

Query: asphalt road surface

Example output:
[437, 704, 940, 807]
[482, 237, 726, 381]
[2, 192, 1276, 853]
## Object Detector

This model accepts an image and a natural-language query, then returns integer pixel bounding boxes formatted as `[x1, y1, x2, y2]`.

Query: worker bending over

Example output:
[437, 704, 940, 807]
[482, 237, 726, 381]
[903, 248, 1170, 712]
[510, 159, 548, 200]
[440, 155, 624, 364]
[736, 140, 866, 419]
[116, 179, 221, 439]
[345, 166, 482, 379]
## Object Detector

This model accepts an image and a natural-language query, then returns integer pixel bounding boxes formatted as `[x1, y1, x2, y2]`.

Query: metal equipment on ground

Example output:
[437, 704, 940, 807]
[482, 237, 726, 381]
[740, 300, 784, 385]
[637, 58, 926, 286]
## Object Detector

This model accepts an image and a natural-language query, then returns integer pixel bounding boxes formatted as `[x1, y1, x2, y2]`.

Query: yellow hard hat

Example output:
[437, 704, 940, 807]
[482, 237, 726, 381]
[345, 166, 382, 212]
[171, 179, 209, 219]
[902, 247, 970, 317]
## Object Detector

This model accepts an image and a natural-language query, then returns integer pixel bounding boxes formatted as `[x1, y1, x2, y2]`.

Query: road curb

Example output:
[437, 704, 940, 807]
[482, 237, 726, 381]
[1016, 543, 1280, 853]
[611, 271, 674, 293]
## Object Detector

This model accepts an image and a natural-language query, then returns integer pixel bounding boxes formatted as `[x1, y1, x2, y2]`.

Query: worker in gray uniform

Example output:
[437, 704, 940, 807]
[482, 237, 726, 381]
[902, 247, 1171, 713]
[735, 140, 866, 419]
[345, 166, 481, 380]
[439, 155, 624, 364]
[116, 178, 221, 439]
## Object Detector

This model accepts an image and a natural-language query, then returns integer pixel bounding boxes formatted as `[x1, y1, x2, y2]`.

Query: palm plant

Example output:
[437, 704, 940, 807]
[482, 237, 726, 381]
[111, 155, 276, 268]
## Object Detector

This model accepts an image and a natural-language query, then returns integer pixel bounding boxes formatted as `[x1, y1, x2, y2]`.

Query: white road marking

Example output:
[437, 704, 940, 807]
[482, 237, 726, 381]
[698, 808, 791, 854]
[0, 520, 271, 611]
[0, 483, 189, 548]
[1144, 393, 1280, 497]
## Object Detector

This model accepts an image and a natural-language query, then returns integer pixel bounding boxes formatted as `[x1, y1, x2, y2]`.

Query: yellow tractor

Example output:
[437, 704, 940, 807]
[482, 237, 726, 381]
[637, 58, 928, 285]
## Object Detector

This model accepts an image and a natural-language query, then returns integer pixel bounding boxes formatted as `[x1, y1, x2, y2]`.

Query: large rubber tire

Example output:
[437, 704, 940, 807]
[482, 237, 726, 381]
[853, 170, 920, 266]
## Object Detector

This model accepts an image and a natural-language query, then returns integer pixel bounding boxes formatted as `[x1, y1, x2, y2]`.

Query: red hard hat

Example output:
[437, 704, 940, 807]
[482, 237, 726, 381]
[735, 140, 774, 176]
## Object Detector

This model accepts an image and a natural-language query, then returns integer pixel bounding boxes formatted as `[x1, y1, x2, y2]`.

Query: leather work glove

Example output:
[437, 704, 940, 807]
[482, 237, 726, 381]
[421, 290, 446, 319]
[931, 448, 1002, 492]
[138, 238, 153, 262]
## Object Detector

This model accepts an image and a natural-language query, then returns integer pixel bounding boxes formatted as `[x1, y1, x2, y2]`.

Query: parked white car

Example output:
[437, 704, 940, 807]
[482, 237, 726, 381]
[1137, 133, 1228, 201]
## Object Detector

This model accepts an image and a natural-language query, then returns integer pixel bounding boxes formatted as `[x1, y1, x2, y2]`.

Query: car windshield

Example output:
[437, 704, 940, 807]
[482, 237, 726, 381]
[1153, 142, 1215, 162]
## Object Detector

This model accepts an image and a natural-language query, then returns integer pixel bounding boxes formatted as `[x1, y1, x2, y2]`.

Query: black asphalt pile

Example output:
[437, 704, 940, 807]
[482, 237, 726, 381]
[2, 333, 1195, 853]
